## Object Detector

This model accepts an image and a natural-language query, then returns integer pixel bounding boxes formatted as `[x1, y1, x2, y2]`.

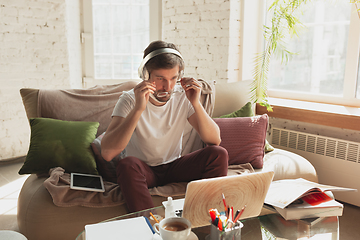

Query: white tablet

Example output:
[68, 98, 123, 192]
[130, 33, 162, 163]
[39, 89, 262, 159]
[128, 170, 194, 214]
[70, 173, 105, 192]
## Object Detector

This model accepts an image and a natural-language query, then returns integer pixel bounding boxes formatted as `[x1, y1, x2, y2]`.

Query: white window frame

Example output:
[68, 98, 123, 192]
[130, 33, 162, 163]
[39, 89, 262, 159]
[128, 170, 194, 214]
[240, 0, 266, 82]
[81, 0, 162, 87]
[243, 2, 360, 108]
[265, 3, 360, 108]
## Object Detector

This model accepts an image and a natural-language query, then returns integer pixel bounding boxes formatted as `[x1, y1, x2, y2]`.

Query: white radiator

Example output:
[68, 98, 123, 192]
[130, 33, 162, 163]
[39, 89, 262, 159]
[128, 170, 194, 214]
[271, 127, 360, 207]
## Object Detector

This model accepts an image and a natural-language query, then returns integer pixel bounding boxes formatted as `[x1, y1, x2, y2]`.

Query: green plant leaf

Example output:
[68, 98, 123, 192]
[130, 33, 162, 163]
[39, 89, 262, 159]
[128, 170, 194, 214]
[251, 0, 311, 109]
[251, 0, 358, 110]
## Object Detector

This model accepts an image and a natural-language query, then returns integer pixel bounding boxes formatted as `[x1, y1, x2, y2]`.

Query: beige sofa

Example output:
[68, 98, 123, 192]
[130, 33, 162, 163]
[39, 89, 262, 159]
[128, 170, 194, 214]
[18, 80, 318, 240]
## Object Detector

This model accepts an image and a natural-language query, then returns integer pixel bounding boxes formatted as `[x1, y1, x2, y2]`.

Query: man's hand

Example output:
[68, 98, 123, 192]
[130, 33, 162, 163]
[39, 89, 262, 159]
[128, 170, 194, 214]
[184, 78, 221, 146]
[133, 80, 156, 111]
[180, 77, 202, 106]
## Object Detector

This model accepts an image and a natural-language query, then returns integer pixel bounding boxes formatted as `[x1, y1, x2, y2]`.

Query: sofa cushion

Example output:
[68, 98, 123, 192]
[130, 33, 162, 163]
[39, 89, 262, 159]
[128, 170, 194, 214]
[25, 81, 138, 137]
[91, 132, 124, 183]
[213, 114, 268, 168]
[218, 101, 254, 118]
[257, 148, 318, 182]
[212, 80, 252, 118]
[19, 118, 99, 175]
[217, 102, 274, 153]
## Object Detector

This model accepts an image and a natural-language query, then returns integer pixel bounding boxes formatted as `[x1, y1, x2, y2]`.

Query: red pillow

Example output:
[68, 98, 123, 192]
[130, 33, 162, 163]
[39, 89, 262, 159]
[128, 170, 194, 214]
[213, 114, 268, 168]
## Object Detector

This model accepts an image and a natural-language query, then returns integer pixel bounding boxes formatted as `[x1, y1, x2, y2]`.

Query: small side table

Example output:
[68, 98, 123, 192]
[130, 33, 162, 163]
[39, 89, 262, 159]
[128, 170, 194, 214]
[0, 230, 27, 240]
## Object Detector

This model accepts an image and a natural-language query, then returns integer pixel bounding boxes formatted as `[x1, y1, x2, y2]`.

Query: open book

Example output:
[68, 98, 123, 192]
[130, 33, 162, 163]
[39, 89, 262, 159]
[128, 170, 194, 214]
[264, 178, 356, 220]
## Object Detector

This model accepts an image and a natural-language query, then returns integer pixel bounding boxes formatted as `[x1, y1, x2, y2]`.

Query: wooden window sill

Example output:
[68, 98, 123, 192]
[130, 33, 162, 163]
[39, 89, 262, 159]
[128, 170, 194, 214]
[255, 98, 360, 131]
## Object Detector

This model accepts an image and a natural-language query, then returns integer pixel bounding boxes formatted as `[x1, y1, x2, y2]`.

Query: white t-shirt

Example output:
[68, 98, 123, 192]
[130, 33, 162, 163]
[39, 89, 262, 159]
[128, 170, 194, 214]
[112, 88, 195, 166]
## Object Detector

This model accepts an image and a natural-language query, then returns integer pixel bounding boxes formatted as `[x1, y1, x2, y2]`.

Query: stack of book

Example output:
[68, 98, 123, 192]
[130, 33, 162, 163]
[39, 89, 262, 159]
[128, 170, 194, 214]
[264, 178, 356, 220]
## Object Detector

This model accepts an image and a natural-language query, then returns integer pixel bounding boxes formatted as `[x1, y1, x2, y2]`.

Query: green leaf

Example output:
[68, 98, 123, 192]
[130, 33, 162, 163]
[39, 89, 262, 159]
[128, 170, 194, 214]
[251, 0, 312, 109]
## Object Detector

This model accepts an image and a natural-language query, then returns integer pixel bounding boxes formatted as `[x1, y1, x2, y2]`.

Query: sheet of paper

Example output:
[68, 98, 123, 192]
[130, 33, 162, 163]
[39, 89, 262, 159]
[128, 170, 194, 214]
[85, 216, 154, 240]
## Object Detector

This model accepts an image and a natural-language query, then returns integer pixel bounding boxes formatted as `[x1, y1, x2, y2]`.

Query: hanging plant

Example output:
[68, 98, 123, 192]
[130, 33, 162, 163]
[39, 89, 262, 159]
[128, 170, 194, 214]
[250, 0, 360, 112]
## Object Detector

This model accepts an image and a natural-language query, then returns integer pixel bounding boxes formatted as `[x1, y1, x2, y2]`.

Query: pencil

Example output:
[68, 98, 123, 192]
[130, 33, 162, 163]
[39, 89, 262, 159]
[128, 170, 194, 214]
[231, 206, 234, 221]
[222, 193, 227, 212]
[234, 205, 246, 223]
[150, 212, 159, 223]
[227, 207, 232, 227]
[233, 209, 240, 221]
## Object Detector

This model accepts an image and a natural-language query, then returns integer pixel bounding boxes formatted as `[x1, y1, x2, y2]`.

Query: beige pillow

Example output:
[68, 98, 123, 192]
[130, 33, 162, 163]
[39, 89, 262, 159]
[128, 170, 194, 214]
[20, 88, 39, 119]
[213, 80, 253, 118]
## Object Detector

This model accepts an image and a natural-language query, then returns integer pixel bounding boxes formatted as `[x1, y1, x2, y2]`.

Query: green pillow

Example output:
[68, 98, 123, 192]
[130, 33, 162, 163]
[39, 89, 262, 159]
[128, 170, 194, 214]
[264, 140, 275, 152]
[218, 102, 255, 118]
[216, 102, 274, 153]
[19, 118, 100, 175]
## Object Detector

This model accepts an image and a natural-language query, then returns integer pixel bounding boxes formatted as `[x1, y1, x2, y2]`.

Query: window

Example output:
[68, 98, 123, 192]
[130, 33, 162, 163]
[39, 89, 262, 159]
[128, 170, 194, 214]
[266, 1, 360, 107]
[82, 0, 161, 86]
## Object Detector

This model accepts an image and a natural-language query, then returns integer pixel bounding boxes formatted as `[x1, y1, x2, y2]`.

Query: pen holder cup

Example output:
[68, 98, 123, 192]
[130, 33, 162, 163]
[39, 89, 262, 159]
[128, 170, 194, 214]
[209, 221, 243, 240]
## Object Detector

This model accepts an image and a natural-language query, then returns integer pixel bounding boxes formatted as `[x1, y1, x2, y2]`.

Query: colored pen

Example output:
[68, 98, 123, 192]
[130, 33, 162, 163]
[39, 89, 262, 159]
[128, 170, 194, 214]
[228, 207, 233, 222]
[209, 208, 218, 223]
[224, 207, 232, 229]
[234, 205, 246, 223]
[218, 216, 223, 231]
[213, 217, 219, 227]
[233, 209, 240, 221]
[231, 206, 234, 221]
[219, 215, 227, 231]
[150, 212, 159, 223]
[222, 193, 227, 212]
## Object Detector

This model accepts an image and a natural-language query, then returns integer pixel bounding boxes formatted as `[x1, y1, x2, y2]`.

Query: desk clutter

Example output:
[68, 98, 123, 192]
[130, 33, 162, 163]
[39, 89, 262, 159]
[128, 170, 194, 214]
[206, 193, 245, 240]
[264, 178, 356, 220]
[85, 213, 199, 240]
[209, 193, 246, 232]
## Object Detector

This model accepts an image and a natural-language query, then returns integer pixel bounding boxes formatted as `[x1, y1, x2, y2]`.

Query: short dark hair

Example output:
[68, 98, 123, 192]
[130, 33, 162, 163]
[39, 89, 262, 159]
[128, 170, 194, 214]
[143, 41, 184, 75]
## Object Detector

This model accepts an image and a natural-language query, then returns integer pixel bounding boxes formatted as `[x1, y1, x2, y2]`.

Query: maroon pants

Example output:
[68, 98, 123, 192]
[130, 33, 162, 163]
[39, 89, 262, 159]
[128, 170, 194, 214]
[116, 145, 228, 212]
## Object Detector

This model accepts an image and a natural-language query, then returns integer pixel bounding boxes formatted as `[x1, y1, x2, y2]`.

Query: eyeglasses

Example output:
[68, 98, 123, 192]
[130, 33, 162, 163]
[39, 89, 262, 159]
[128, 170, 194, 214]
[155, 82, 184, 98]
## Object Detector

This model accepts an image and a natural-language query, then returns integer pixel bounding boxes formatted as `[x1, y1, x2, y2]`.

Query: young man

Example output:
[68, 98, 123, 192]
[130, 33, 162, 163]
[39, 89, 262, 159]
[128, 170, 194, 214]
[101, 41, 228, 212]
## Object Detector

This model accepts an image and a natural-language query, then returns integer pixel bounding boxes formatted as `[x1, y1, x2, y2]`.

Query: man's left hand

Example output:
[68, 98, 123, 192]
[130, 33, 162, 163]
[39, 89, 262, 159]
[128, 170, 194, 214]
[180, 77, 202, 106]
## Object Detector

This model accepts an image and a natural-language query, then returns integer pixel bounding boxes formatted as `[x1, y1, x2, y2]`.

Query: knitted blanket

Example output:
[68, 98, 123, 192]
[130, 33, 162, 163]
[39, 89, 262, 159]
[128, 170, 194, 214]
[44, 164, 254, 207]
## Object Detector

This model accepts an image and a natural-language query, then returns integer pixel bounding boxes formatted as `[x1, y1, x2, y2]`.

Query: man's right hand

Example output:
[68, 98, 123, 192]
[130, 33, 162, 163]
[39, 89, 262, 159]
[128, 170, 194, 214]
[133, 80, 156, 111]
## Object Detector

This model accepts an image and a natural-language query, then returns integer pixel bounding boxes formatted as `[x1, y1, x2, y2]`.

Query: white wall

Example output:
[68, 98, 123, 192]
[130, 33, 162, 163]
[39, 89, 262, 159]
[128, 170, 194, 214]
[2, 0, 242, 161]
[162, 0, 241, 83]
[0, 0, 82, 161]
[65, 0, 82, 89]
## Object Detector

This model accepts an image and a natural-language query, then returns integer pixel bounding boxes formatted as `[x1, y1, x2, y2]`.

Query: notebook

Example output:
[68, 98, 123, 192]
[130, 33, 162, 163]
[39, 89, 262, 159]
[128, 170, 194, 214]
[165, 171, 275, 228]
[85, 216, 154, 240]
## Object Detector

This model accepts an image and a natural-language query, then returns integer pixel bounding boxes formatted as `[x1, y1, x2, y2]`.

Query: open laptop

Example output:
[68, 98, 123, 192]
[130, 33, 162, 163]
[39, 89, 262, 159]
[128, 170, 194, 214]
[164, 171, 274, 228]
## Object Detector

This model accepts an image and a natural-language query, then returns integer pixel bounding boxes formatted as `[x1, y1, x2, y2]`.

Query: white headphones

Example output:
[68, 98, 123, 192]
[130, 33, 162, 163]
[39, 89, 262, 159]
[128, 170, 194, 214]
[138, 48, 184, 80]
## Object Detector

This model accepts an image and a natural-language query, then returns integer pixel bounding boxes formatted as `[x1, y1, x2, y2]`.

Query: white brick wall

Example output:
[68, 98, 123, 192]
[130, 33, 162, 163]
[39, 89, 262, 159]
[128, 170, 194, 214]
[0, 0, 239, 161]
[163, 0, 241, 83]
[0, 0, 81, 161]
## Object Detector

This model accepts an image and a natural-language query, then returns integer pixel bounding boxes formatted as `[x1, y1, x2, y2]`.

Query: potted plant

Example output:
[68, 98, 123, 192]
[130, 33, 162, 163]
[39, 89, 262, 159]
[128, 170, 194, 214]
[250, 0, 360, 111]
